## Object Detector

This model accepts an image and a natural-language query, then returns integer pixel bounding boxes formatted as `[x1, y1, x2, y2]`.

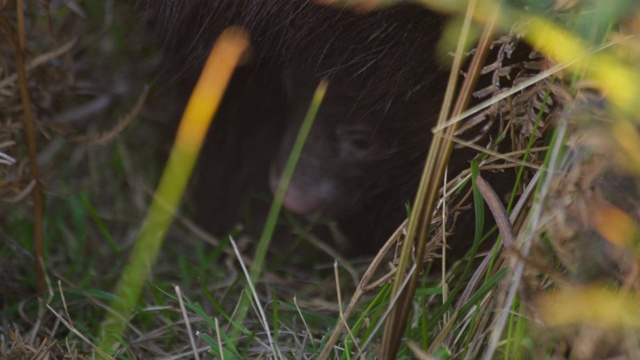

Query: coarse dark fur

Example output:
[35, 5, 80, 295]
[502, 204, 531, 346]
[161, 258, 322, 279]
[145, 1, 487, 254]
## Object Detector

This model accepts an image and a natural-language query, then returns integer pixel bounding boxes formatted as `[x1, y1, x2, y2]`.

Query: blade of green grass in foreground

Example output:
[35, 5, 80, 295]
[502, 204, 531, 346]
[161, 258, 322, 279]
[229, 80, 327, 344]
[95, 27, 249, 358]
[254, 80, 328, 279]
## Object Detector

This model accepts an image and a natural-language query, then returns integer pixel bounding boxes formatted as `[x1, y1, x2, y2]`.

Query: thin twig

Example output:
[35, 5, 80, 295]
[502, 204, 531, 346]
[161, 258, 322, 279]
[482, 119, 567, 360]
[0, 1, 46, 294]
[175, 286, 201, 360]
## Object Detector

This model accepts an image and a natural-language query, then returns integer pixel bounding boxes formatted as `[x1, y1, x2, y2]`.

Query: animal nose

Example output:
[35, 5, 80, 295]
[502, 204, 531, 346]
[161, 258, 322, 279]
[269, 167, 335, 215]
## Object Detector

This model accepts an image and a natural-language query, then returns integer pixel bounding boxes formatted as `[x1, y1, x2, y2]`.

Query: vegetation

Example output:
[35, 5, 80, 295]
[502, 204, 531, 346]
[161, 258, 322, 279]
[2, 0, 640, 359]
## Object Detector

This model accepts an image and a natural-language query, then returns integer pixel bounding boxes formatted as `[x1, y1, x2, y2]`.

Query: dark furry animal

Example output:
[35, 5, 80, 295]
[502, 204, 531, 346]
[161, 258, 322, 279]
[147, 1, 470, 253]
